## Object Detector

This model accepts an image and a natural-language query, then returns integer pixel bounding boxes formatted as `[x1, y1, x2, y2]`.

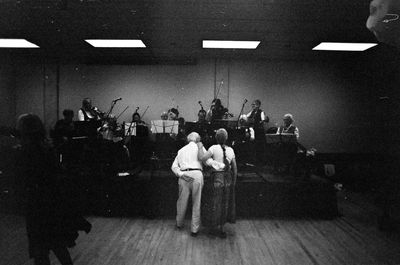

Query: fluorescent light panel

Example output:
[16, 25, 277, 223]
[0, 39, 39, 48]
[312, 42, 377, 51]
[85, 39, 146, 48]
[203, 40, 260, 49]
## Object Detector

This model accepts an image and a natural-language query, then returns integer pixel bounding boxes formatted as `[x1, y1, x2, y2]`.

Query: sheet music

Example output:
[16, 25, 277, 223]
[151, 120, 179, 134]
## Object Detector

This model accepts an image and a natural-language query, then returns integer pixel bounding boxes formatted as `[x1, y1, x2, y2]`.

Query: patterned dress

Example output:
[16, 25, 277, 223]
[202, 145, 236, 227]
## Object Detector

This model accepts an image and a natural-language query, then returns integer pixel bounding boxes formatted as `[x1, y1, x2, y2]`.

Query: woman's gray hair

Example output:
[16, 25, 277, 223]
[187, 132, 200, 143]
[215, 128, 228, 144]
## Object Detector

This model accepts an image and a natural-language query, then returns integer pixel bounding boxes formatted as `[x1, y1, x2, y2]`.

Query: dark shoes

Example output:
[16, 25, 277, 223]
[176, 224, 198, 237]
[209, 228, 227, 238]
[218, 231, 227, 238]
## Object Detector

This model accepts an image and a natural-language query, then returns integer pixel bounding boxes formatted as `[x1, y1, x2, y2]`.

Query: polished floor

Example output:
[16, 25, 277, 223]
[1, 192, 400, 265]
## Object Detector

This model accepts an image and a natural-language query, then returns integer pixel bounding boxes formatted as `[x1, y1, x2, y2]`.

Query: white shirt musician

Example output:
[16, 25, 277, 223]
[77, 98, 102, 121]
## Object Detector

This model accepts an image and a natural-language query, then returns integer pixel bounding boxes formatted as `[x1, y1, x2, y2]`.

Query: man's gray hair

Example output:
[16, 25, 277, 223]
[187, 132, 200, 143]
[283, 113, 294, 122]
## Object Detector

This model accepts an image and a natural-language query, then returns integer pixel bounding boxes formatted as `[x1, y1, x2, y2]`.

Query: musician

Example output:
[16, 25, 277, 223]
[276, 113, 299, 139]
[53, 109, 74, 148]
[197, 109, 207, 123]
[243, 100, 268, 165]
[245, 100, 269, 129]
[235, 116, 256, 165]
[77, 98, 102, 121]
[274, 114, 300, 174]
[168, 108, 179, 121]
[161, 111, 169, 120]
[99, 114, 118, 141]
[238, 116, 255, 141]
[206, 98, 228, 122]
[125, 112, 148, 165]
[132, 112, 145, 124]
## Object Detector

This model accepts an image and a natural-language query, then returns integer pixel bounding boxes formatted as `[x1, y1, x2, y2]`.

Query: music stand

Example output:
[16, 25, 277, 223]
[151, 120, 179, 134]
[265, 133, 297, 144]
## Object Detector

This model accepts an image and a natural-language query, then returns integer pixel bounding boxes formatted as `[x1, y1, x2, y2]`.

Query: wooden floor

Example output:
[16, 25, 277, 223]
[2, 192, 400, 265]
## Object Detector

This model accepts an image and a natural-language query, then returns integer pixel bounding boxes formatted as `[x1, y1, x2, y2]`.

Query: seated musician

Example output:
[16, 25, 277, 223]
[167, 108, 185, 136]
[132, 112, 145, 124]
[274, 113, 300, 173]
[276, 113, 299, 139]
[168, 108, 179, 121]
[53, 109, 75, 148]
[161, 111, 169, 120]
[206, 98, 228, 122]
[197, 109, 207, 123]
[127, 112, 148, 164]
[53, 110, 75, 166]
[195, 109, 212, 146]
[77, 97, 102, 121]
[99, 114, 120, 141]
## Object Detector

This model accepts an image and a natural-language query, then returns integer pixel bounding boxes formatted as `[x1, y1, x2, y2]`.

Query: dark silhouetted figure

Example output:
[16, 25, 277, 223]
[14, 113, 91, 265]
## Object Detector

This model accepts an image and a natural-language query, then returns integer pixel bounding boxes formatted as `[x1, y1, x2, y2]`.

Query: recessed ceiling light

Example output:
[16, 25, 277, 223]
[85, 39, 146, 48]
[202, 40, 260, 49]
[312, 42, 377, 51]
[0, 39, 39, 48]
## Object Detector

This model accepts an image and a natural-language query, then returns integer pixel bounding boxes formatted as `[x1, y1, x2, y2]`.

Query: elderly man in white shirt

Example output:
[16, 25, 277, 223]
[171, 132, 207, 236]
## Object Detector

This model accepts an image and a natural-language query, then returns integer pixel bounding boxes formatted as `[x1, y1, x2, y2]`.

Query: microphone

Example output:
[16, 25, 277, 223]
[198, 101, 201, 104]
[112, 97, 122, 102]
[244, 99, 248, 103]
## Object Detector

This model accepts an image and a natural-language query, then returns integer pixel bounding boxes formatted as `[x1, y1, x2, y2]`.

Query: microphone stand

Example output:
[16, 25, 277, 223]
[105, 100, 118, 120]
[236, 99, 247, 128]
[100, 100, 119, 132]
[126, 106, 139, 138]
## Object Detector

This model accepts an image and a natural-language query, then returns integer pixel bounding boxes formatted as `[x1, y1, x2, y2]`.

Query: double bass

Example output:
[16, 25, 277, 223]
[198, 101, 207, 122]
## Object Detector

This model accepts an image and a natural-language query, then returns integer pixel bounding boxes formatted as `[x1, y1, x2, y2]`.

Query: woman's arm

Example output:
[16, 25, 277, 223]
[197, 142, 212, 161]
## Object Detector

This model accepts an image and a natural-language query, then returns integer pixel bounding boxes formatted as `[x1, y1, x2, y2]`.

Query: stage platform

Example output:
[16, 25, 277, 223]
[0, 163, 338, 219]
[81, 167, 339, 219]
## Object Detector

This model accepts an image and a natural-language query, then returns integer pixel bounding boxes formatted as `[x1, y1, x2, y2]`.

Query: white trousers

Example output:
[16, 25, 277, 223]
[176, 171, 203, 233]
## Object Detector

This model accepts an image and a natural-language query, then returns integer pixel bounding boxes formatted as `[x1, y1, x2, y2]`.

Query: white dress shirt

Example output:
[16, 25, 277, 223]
[245, 110, 266, 121]
[77, 109, 96, 121]
[171, 142, 206, 178]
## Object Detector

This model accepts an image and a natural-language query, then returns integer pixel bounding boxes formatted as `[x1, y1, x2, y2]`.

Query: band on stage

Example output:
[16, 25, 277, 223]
[52, 97, 309, 176]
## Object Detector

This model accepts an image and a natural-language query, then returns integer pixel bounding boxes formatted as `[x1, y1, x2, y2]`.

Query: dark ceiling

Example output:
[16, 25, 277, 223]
[0, 0, 378, 63]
